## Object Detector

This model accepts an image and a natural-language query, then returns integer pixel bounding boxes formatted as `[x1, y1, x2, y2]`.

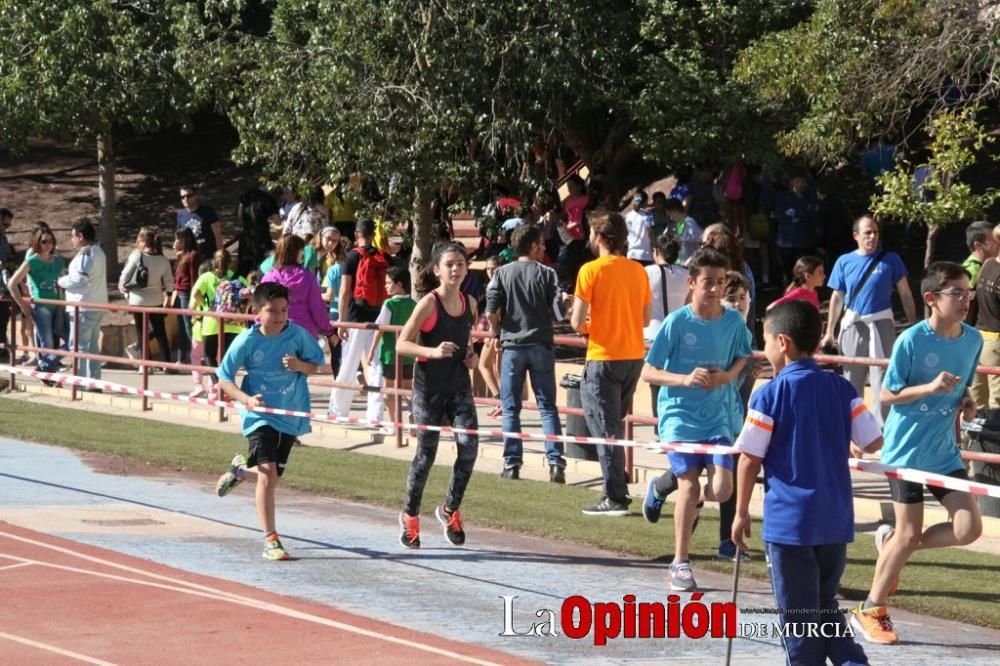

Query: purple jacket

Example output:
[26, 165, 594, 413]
[260, 265, 334, 339]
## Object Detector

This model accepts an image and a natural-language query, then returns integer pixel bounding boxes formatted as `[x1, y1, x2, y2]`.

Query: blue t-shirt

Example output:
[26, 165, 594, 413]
[646, 305, 753, 442]
[828, 250, 907, 315]
[322, 263, 343, 317]
[735, 359, 881, 546]
[217, 322, 325, 437]
[773, 191, 819, 248]
[881, 321, 983, 474]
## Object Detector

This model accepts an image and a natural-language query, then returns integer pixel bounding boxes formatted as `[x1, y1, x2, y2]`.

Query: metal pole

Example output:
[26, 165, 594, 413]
[141, 310, 149, 411]
[724, 554, 742, 666]
[394, 349, 404, 448]
[71, 307, 80, 400]
[624, 411, 635, 483]
[7, 300, 16, 391]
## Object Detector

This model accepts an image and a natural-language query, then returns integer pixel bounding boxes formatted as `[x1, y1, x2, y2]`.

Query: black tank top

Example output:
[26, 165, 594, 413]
[415, 292, 473, 395]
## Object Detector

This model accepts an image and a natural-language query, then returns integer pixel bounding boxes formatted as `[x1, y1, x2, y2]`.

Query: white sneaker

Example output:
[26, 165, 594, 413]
[125, 343, 140, 360]
[669, 561, 697, 592]
[378, 424, 396, 436]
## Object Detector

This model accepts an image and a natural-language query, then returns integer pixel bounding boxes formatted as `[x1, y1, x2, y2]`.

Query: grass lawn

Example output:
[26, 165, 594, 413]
[1, 396, 998, 630]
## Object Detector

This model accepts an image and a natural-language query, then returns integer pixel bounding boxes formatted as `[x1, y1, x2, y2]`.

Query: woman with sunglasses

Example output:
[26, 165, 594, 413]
[8, 227, 66, 372]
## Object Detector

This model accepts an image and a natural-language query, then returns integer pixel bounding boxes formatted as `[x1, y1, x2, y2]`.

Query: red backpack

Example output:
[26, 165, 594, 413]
[353, 247, 390, 307]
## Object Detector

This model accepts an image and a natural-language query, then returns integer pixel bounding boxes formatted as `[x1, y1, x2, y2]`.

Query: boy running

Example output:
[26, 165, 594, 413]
[641, 249, 752, 591]
[214, 283, 325, 561]
[851, 261, 983, 644]
[733, 300, 880, 665]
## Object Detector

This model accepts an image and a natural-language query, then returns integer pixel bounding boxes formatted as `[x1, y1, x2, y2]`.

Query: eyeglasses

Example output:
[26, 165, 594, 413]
[40, 238, 54, 245]
[934, 289, 974, 301]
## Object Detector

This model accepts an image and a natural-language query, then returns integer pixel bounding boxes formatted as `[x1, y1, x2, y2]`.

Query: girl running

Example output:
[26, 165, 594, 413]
[395, 242, 480, 549]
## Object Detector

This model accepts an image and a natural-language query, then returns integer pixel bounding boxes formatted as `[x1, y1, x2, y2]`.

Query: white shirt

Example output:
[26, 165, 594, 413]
[644, 263, 690, 340]
[58, 244, 108, 310]
[625, 209, 654, 262]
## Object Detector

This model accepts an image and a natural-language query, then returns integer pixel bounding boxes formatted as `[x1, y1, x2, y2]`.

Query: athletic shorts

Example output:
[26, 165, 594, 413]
[382, 362, 414, 382]
[666, 435, 735, 477]
[247, 425, 297, 477]
[888, 468, 968, 504]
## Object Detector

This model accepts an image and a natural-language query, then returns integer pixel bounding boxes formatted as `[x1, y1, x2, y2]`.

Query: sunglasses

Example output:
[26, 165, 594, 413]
[40, 238, 55, 245]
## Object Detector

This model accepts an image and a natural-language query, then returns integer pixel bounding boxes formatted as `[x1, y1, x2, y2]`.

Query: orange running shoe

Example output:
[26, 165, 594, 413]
[399, 512, 421, 549]
[850, 605, 900, 644]
[435, 504, 466, 546]
[875, 524, 900, 596]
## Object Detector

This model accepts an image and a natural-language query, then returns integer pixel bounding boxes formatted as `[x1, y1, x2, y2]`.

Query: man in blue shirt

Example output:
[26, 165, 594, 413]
[773, 174, 819, 284]
[213, 282, 325, 561]
[823, 215, 916, 422]
[733, 300, 881, 665]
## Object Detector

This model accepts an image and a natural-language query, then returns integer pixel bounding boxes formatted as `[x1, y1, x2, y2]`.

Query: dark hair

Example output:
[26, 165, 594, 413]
[253, 281, 289, 309]
[418, 241, 468, 292]
[357, 217, 376, 239]
[566, 174, 586, 195]
[236, 188, 278, 276]
[651, 191, 667, 203]
[308, 185, 326, 208]
[654, 234, 680, 265]
[72, 219, 97, 242]
[212, 249, 232, 278]
[274, 233, 305, 267]
[702, 224, 744, 271]
[589, 212, 628, 255]
[664, 199, 685, 214]
[632, 190, 648, 205]
[921, 260, 970, 295]
[687, 248, 730, 279]
[764, 300, 821, 355]
[198, 259, 213, 275]
[30, 227, 56, 255]
[0, 208, 12, 221]
[512, 224, 542, 257]
[176, 227, 197, 255]
[786, 256, 824, 294]
[246, 269, 260, 286]
[387, 266, 411, 293]
[966, 221, 994, 252]
[180, 185, 198, 194]
[852, 214, 878, 234]
[724, 270, 750, 299]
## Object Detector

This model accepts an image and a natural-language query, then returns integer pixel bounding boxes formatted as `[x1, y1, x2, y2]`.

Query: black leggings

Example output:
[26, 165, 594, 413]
[202, 332, 238, 371]
[132, 311, 170, 362]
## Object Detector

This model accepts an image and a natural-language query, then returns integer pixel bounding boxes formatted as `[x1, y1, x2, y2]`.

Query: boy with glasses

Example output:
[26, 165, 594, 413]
[851, 261, 983, 644]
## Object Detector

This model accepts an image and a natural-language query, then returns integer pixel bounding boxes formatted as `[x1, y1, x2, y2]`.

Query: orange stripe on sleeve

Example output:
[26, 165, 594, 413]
[747, 417, 773, 432]
[851, 404, 867, 419]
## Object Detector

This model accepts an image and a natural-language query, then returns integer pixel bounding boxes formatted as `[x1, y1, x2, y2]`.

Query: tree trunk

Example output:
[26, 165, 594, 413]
[410, 197, 434, 297]
[925, 223, 942, 268]
[97, 134, 119, 278]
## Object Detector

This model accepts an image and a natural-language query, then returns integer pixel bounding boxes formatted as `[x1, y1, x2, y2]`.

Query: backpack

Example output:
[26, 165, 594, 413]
[353, 247, 390, 307]
[213, 277, 245, 314]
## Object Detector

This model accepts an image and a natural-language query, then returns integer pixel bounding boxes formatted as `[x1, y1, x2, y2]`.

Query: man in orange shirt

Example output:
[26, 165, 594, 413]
[571, 213, 652, 516]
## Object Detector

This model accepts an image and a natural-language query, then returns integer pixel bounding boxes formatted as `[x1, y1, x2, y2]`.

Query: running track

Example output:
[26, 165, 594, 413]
[0, 523, 528, 665]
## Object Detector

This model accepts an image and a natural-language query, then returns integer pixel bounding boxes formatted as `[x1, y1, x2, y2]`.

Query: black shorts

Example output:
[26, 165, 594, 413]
[382, 362, 414, 381]
[888, 468, 968, 504]
[247, 425, 297, 476]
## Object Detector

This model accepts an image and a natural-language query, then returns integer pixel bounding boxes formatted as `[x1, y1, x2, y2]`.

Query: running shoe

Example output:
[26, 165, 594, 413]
[215, 454, 248, 497]
[716, 539, 751, 562]
[581, 497, 630, 517]
[850, 605, 899, 644]
[435, 504, 466, 546]
[875, 524, 899, 596]
[669, 560, 697, 592]
[399, 512, 421, 549]
[643, 476, 665, 524]
[262, 538, 291, 561]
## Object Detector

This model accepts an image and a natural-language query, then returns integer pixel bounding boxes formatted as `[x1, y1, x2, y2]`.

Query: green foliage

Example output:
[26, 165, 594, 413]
[872, 108, 1000, 229]
[0, 0, 198, 152]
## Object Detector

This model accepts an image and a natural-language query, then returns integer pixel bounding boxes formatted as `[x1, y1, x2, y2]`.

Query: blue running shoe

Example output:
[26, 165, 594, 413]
[643, 476, 666, 524]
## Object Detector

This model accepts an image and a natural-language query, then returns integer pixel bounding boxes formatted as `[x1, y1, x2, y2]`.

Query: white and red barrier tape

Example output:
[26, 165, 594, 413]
[6, 365, 1000, 499]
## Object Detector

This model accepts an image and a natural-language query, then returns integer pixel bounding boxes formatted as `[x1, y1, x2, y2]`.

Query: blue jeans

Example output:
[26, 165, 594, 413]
[501, 344, 564, 468]
[31, 304, 61, 371]
[68, 309, 104, 380]
[766, 542, 868, 666]
[175, 291, 192, 356]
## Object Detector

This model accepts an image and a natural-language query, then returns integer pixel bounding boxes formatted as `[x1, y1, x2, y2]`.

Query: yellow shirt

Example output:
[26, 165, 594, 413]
[575, 255, 651, 361]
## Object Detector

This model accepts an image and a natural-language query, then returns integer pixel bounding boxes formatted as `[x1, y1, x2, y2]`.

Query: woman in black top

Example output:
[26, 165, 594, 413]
[395, 242, 480, 550]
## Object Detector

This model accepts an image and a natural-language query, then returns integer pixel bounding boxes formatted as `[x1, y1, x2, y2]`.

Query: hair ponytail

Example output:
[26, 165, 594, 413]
[785, 256, 824, 294]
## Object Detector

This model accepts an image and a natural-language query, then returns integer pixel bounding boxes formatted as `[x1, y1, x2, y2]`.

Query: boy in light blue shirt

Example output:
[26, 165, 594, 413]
[213, 282, 325, 561]
[641, 249, 752, 591]
[852, 261, 983, 645]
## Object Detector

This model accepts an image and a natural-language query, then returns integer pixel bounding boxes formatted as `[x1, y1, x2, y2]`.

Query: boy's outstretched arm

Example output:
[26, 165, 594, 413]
[642, 362, 715, 388]
[731, 453, 763, 551]
[217, 379, 263, 411]
[880, 370, 961, 406]
[282, 355, 318, 375]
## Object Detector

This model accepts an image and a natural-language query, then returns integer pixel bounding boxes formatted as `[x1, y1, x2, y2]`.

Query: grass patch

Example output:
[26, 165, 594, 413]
[2, 396, 998, 629]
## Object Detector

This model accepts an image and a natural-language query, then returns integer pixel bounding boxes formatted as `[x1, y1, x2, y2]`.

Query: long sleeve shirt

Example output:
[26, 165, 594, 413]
[58, 244, 108, 310]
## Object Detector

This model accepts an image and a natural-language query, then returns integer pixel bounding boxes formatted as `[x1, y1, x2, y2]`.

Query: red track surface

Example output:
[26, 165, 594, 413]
[0, 523, 533, 665]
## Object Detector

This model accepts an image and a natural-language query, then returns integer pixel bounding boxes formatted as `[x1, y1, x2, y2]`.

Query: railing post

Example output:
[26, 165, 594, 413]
[71, 307, 80, 401]
[141, 310, 149, 411]
[624, 411, 635, 484]
[394, 348, 404, 448]
[7, 302, 16, 391]
[216, 312, 226, 422]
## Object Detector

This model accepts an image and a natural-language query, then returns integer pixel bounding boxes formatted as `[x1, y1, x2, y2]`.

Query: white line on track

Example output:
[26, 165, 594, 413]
[0, 561, 33, 572]
[0, 630, 119, 665]
[0, 531, 503, 666]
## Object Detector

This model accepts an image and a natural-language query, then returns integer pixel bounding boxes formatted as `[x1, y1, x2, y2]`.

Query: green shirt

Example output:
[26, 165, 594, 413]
[26, 254, 65, 300]
[192, 271, 249, 336]
[375, 295, 417, 366]
[964, 255, 983, 287]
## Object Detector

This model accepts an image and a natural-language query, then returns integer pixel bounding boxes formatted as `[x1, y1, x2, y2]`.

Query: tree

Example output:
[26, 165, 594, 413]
[872, 108, 1000, 267]
[0, 0, 199, 276]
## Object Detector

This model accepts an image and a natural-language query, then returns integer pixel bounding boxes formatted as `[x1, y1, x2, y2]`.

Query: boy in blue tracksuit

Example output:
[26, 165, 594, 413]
[213, 282, 325, 561]
[733, 300, 881, 665]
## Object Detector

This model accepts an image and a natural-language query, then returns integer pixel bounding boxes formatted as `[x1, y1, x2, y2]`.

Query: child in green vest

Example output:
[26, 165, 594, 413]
[369, 267, 417, 435]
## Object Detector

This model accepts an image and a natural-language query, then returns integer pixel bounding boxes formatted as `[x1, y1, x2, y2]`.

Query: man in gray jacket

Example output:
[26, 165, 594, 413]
[486, 224, 567, 482]
[58, 220, 108, 383]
